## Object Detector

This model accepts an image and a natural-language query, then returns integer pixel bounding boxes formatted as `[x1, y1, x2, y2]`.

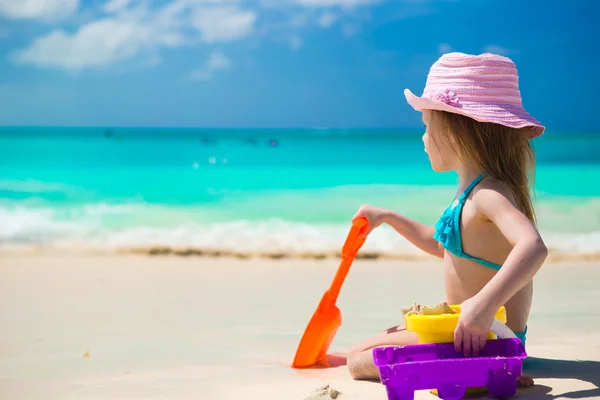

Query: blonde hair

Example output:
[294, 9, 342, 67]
[431, 110, 537, 225]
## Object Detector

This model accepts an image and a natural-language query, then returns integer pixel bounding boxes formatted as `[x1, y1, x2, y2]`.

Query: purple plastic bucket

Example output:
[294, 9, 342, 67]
[373, 338, 527, 400]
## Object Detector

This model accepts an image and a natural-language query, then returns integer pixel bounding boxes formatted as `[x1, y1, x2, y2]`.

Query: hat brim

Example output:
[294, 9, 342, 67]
[404, 89, 545, 139]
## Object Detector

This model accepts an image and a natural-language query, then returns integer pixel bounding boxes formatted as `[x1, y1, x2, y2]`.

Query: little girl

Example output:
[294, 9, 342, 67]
[347, 53, 548, 387]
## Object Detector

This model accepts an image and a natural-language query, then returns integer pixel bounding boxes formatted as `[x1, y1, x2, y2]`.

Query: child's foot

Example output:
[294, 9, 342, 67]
[517, 375, 534, 387]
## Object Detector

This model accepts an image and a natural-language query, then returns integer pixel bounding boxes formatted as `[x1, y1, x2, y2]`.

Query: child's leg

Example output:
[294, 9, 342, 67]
[347, 324, 535, 388]
[347, 324, 418, 381]
[514, 327, 534, 387]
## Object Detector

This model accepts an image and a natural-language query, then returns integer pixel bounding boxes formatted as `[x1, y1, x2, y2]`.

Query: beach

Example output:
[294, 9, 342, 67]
[1, 128, 599, 399]
[1, 1, 597, 398]
[1, 254, 599, 400]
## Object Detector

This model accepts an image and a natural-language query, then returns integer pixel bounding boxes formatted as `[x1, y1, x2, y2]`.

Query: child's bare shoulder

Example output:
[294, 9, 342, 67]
[471, 176, 519, 211]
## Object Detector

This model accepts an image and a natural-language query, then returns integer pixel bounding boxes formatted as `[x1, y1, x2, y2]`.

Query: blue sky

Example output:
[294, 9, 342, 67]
[0, 0, 597, 131]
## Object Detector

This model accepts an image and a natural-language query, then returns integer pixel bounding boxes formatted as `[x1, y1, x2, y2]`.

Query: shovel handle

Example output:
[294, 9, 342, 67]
[342, 217, 368, 258]
[490, 318, 518, 339]
[328, 217, 369, 301]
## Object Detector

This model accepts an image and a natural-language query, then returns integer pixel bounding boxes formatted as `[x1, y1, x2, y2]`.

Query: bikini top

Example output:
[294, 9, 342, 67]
[433, 172, 502, 270]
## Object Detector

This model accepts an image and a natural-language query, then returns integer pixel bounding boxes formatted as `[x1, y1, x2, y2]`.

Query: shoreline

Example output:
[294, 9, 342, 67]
[1, 245, 600, 263]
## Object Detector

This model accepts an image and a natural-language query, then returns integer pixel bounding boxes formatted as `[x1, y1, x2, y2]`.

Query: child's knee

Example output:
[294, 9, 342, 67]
[347, 345, 379, 381]
[347, 349, 368, 380]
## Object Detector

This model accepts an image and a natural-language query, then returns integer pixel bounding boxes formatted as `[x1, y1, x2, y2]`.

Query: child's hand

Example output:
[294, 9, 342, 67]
[352, 204, 389, 238]
[454, 295, 497, 357]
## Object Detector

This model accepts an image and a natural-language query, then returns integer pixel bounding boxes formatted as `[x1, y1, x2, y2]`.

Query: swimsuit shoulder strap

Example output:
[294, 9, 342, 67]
[458, 172, 487, 202]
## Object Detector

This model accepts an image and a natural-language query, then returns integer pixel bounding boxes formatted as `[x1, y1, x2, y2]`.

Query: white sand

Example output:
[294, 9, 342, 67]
[0, 255, 599, 400]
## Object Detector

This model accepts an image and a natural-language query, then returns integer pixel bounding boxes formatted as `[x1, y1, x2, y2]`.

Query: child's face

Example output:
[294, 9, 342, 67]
[421, 110, 458, 172]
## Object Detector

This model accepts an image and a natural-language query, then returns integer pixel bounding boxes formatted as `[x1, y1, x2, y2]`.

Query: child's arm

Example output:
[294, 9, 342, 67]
[453, 184, 548, 355]
[354, 204, 444, 258]
[382, 210, 444, 258]
[472, 186, 548, 312]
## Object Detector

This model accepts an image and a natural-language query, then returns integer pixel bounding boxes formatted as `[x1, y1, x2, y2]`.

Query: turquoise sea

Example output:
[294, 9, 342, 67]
[1, 127, 599, 257]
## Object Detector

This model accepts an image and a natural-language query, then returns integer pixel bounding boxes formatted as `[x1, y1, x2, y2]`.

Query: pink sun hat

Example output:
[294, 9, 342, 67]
[404, 52, 545, 138]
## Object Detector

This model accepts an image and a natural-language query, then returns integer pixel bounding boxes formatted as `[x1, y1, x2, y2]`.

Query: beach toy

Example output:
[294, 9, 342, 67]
[373, 337, 527, 400]
[403, 303, 508, 344]
[400, 302, 516, 398]
[292, 217, 368, 368]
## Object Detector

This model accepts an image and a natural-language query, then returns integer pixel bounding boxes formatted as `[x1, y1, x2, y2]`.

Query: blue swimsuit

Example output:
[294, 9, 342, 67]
[433, 171, 528, 346]
[433, 172, 502, 270]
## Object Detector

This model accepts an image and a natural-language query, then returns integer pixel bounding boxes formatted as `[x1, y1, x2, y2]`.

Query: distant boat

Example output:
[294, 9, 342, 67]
[200, 136, 217, 145]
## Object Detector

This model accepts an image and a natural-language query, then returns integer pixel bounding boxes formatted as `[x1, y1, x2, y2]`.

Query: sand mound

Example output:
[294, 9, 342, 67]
[304, 383, 342, 399]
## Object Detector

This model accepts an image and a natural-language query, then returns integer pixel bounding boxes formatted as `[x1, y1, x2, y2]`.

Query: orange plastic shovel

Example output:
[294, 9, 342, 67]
[292, 217, 369, 368]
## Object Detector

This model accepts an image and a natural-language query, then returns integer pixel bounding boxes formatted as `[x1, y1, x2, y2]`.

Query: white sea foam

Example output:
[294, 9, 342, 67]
[1, 202, 599, 258]
[0, 179, 78, 194]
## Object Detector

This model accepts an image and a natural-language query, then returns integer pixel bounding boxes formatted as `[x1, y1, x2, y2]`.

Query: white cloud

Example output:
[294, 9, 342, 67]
[341, 23, 360, 36]
[10, 4, 184, 70]
[289, 36, 302, 50]
[190, 6, 256, 42]
[176, 0, 243, 5]
[207, 51, 231, 69]
[190, 50, 231, 81]
[438, 42, 452, 54]
[289, 13, 309, 28]
[103, 0, 132, 14]
[292, 0, 381, 6]
[7, 0, 389, 72]
[483, 45, 519, 56]
[10, 1, 256, 70]
[0, 0, 79, 21]
[317, 12, 337, 27]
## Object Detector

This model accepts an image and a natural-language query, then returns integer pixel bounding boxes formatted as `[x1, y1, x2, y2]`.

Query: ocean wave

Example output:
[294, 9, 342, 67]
[0, 202, 599, 260]
[0, 179, 76, 193]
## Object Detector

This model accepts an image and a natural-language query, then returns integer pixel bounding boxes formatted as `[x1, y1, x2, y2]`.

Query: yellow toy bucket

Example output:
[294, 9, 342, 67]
[404, 305, 507, 344]
[404, 305, 508, 398]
